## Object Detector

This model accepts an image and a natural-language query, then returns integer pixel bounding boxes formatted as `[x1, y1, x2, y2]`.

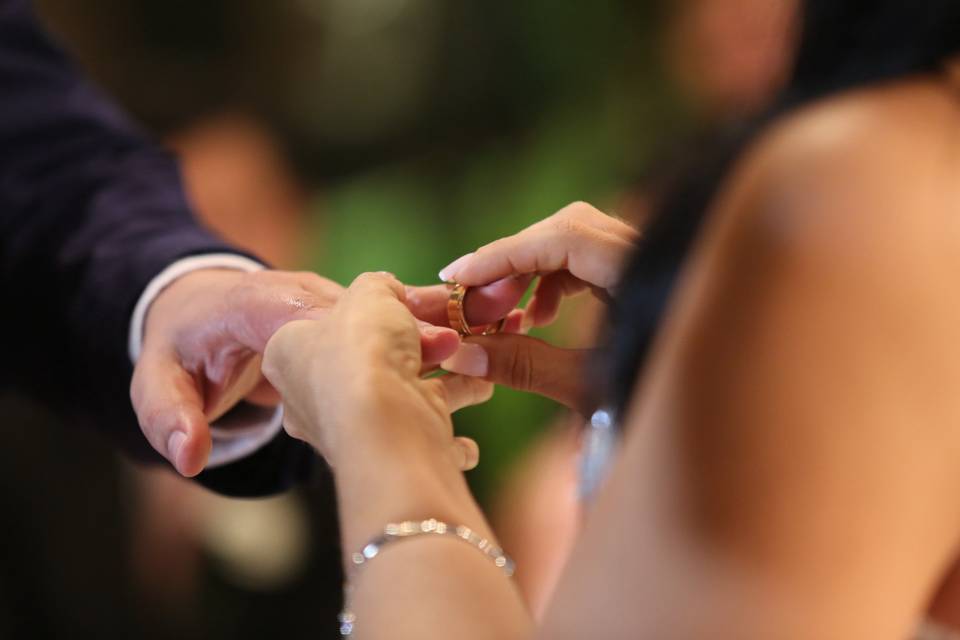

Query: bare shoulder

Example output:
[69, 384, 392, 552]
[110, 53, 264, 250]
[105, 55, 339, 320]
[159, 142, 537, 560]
[707, 77, 960, 272]
[540, 81, 960, 640]
[765, 78, 960, 174]
[753, 78, 959, 217]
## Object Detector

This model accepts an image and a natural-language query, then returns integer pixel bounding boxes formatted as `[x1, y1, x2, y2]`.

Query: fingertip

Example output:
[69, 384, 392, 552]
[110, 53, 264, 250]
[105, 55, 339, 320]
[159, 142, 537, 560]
[454, 437, 480, 471]
[420, 324, 461, 364]
[164, 407, 212, 477]
[441, 343, 489, 378]
[174, 429, 212, 477]
[439, 253, 474, 283]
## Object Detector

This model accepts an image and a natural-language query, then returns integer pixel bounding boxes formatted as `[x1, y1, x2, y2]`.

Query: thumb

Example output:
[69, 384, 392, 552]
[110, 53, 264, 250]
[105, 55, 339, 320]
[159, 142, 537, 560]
[441, 335, 592, 414]
[130, 350, 213, 477]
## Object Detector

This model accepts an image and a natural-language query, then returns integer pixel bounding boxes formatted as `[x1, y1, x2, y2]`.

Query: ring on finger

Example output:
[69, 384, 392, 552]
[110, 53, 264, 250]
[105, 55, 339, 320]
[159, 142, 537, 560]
[447, 283, 506, 337]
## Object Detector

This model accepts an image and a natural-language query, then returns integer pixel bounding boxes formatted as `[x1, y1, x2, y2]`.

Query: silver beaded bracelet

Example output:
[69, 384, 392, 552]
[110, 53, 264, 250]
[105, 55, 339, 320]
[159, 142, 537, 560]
[339, 519, 516, 637]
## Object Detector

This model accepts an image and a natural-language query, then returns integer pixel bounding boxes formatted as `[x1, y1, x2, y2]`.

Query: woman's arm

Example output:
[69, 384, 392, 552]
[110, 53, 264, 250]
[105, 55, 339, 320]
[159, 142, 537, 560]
[441, 202, 639, 413]
[541, 89, 960, 639]
[260, 201, 636, 637]
[262, 274, 533, 639]
[333, 423, 533, 639]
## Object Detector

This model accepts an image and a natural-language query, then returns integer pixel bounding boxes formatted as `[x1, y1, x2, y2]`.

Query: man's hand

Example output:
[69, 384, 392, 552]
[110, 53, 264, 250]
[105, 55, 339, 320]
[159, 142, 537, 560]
[130, 268, 527, 477]
[131, 269, 339, 476]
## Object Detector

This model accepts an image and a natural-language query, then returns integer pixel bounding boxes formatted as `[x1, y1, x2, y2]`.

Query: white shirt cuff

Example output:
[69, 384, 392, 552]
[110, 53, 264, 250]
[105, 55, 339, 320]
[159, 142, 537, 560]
[129, 253, 285, 469]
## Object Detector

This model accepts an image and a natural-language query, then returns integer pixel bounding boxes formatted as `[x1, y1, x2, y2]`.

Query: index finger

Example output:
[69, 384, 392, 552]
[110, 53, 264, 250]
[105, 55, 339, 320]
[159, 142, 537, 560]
[346, 273, 461, 367]
[405, 276, 532, 328]
[441, 219, 635, 291]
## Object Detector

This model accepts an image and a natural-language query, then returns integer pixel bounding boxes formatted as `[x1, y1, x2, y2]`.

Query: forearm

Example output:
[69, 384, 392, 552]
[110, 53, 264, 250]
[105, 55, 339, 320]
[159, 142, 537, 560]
[334, 433, 533, 640]
[0, 0, 244, 449]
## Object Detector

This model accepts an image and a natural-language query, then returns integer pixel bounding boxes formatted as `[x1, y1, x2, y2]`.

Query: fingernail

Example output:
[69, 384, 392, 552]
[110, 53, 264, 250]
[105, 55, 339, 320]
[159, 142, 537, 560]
[439, 253, 474, 283]
[167, 431, 187, 470]
[441, 343, 489, 377]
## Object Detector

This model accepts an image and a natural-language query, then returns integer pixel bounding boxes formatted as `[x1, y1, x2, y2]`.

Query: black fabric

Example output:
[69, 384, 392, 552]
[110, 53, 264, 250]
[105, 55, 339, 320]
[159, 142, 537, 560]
[196, 431, 324, 498]
[0, 0, 318, 495]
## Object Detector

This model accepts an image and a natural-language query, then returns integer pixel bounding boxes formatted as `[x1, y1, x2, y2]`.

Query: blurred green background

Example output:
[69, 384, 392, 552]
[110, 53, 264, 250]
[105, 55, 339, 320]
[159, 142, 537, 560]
[36, 0, 685, 502]
[4, 0, 774, 638]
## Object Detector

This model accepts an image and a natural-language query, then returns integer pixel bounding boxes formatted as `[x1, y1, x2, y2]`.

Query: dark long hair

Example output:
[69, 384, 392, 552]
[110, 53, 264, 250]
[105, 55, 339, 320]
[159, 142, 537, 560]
[602, 0, 960, 419]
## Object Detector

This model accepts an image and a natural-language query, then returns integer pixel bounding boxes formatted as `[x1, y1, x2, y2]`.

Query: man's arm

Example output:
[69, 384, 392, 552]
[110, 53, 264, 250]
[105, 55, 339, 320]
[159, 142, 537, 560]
[0, 0, 324, 493]
[0, 0, 519, 489]
[0, 0, 219, 449]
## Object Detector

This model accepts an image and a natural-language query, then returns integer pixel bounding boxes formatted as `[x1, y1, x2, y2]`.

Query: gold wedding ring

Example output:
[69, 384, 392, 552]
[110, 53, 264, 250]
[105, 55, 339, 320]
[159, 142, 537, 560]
[447, 283, 506, 337]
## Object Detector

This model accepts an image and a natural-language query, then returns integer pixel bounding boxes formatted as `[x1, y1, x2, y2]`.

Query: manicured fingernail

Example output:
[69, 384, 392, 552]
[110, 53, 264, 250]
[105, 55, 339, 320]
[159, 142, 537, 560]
[167, 431, 187, 470]
[439, 253, 473, 283]
[441, 343, 489, 377]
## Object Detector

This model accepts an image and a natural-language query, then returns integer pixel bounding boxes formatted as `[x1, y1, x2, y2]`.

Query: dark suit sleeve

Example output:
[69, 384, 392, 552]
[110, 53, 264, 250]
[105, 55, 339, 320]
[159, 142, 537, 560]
[0, 0, 316, 494]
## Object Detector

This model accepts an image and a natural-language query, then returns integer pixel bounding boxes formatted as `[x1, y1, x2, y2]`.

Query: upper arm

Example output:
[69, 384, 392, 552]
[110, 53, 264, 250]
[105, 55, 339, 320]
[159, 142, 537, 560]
[541, 91, 960, 639]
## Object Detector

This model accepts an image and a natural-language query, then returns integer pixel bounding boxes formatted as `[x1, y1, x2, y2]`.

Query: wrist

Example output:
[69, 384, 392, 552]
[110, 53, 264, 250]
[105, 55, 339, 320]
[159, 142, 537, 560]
[334, 429, 488, 553]
[131, 254, 264, 362]
[143, 268, 245, 342]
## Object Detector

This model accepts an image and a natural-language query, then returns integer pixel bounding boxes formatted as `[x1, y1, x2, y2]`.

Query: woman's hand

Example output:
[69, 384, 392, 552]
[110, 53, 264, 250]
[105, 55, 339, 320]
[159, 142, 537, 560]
[260, 272, 495, 472]
[131, 267, 498, 477]
[437, 202, 639, 414]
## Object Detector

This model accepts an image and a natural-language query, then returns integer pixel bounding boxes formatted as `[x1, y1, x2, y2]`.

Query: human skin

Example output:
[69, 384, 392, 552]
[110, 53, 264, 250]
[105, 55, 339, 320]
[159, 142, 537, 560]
[132, 269, 528, 477]
[261, 74, 960, 638]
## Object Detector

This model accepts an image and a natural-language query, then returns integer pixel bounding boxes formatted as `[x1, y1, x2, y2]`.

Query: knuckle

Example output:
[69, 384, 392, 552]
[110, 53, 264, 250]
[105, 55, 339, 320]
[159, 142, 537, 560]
[352, 271, 390, 286]
[507, 342, 536, 391]
[349, 272, 398, 297]
[348, 273, 374, 291]
[553, 215, 587, 242]
[557, 201, 588, 220]
[551, 206, 587, 233]
[568, 201, 599, 218]
[558, 201, 606, 227]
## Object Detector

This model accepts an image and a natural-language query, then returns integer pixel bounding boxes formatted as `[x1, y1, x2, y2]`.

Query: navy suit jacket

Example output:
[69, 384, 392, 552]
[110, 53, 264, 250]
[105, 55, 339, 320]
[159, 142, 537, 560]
[0, 0, 317, 496]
